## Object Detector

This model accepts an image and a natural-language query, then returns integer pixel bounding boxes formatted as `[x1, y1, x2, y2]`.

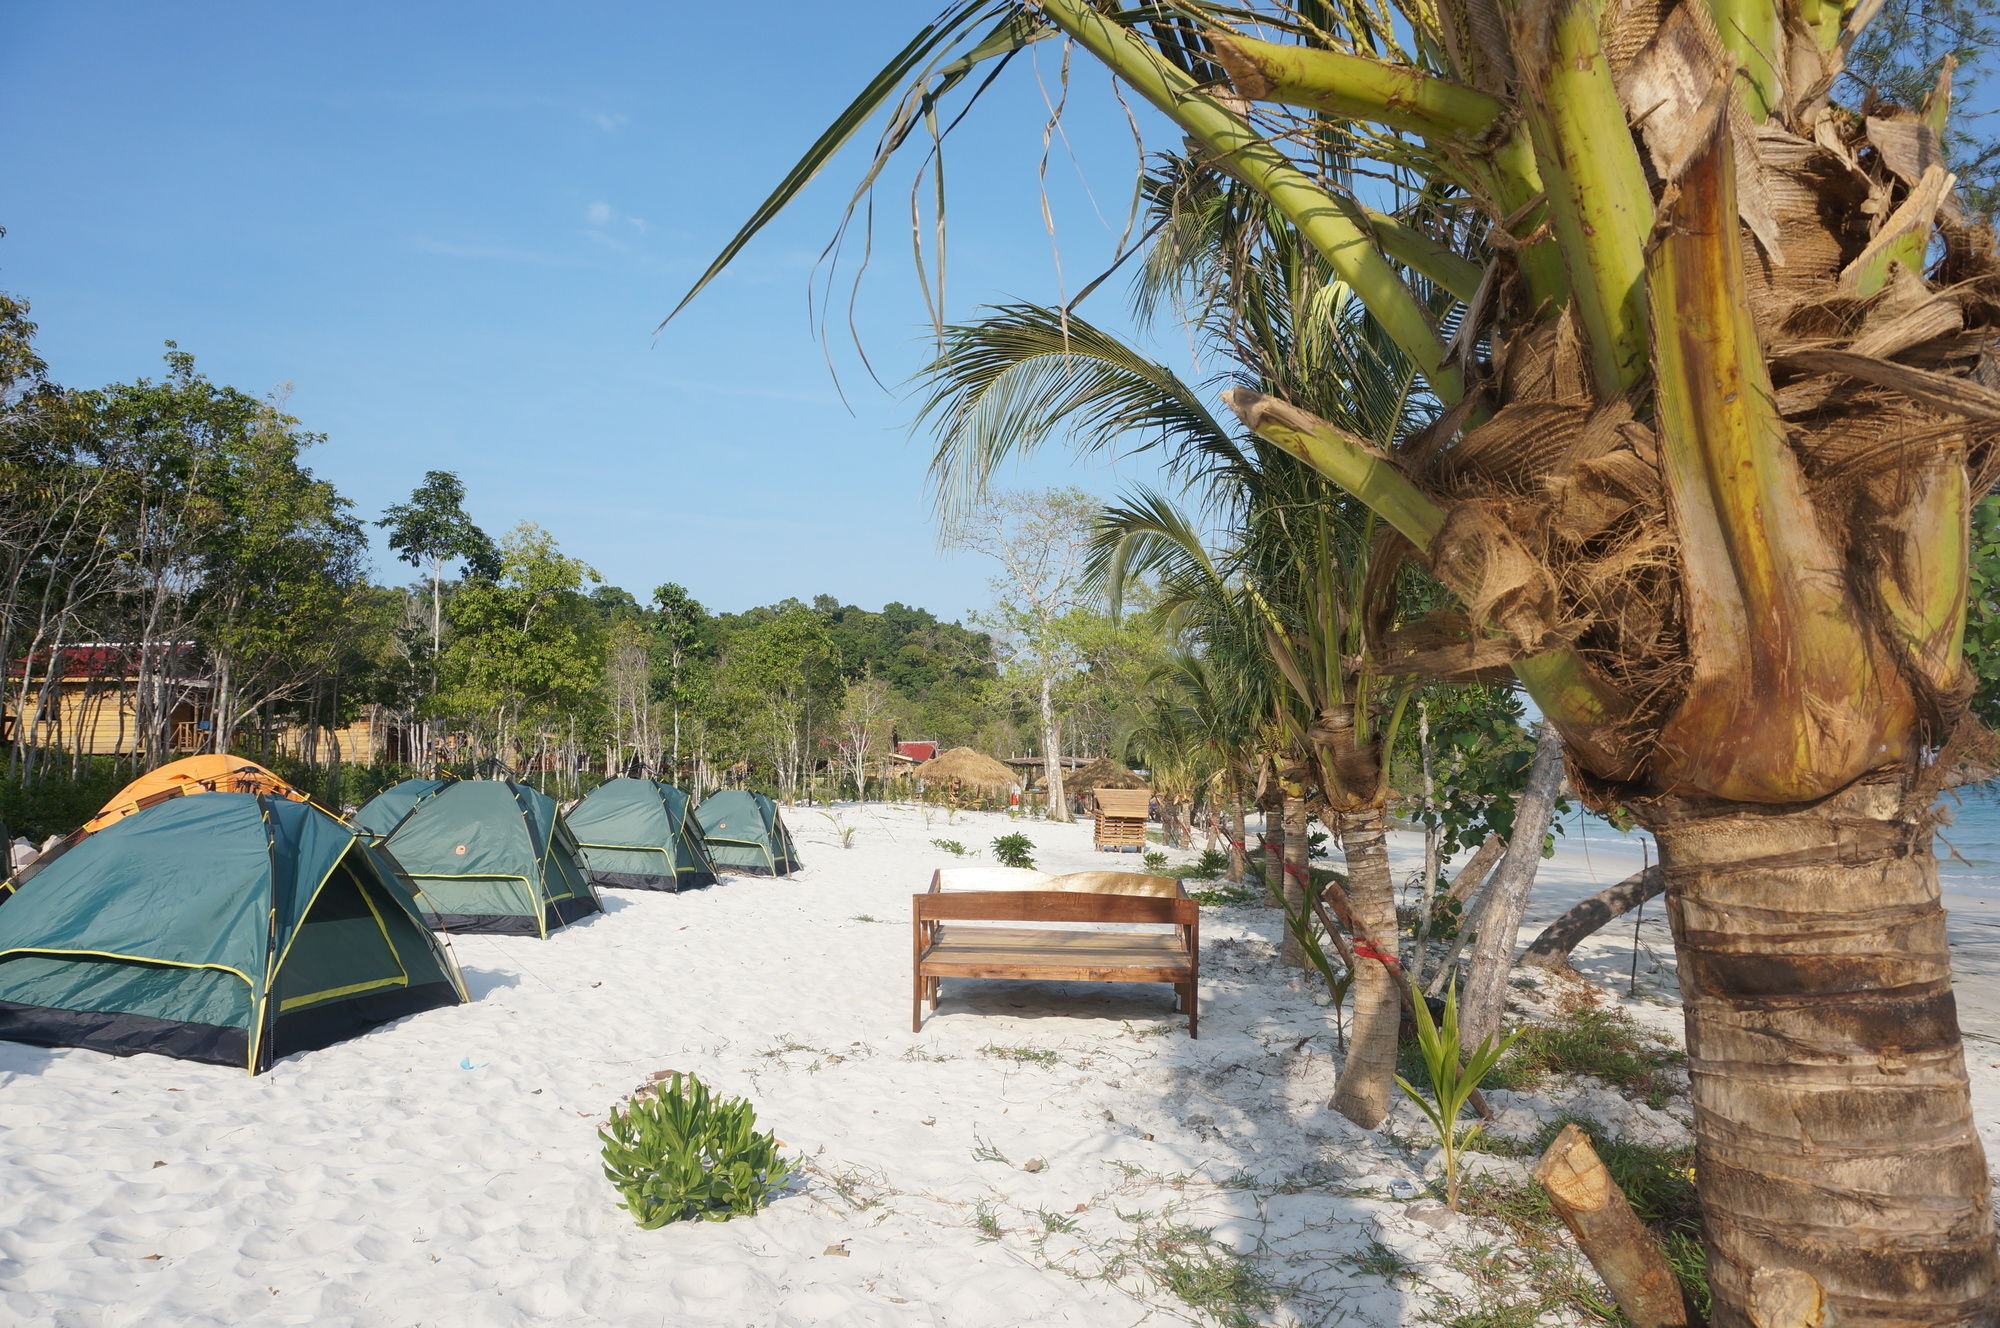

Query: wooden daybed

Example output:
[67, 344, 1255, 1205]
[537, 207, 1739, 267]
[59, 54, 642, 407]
[911, 867, 1199, 1036]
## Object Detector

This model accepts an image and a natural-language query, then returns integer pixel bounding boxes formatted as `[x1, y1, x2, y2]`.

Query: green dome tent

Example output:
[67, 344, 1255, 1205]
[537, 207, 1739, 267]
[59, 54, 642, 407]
[378, 780, 601, 937]
[0, 793, 466, 1073]
[353, 777, 450, 839]
[566, 779, 719, 892]
[696, 790, 801, 877]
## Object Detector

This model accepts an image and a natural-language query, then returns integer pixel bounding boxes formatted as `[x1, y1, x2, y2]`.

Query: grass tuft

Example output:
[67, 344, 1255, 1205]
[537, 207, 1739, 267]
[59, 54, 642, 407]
[981, 1043, 1064, 1067]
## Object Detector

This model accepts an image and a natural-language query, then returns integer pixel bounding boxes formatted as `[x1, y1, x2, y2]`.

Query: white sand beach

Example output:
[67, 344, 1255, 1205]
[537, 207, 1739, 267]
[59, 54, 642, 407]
[5, 802, 1998, 1327]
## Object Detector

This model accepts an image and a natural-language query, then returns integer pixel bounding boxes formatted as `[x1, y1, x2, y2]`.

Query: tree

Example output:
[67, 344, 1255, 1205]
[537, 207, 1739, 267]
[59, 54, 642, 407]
[672, 0, 2000, 1312]
[435, 522, 602, 769]
[378, 470, 499, 758]
[834, 674, 895, 800]
[713, 604, 835, 801]
[650, 582, 708, 779]
[947, 488, 1098, 821]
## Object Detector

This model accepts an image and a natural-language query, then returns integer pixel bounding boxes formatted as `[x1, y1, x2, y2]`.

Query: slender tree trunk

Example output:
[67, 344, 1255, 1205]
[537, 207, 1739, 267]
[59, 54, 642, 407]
[1460, 722, 1567, 1050]
[1039, 672, 1070, 822]
[1642, 780, 1998, 1322]
[1331, 805, 1401, 1128]
[1520, 866, 1665, 970]
[1227, 794, 1248, 883]
[1446, 833, 1507, 907]
[1280, 793, 1309, 968]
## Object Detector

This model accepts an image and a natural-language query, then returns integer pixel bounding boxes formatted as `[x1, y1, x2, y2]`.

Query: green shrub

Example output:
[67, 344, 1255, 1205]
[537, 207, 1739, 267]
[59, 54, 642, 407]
[0, 757, 129, 841]
[599, 1073, 793, 1228]
[930, 838, 971, 857]
[991, 832, 1035, 869]
[1142, 850, 1168, 872]
[1191, 848, 1231, 879]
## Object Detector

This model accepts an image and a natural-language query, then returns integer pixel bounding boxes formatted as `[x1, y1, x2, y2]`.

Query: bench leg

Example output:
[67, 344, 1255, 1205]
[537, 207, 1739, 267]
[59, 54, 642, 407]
[927, 976, 941, 1010]
[912, 969, 925, 1033]
[1182, 982, 1199, 1038]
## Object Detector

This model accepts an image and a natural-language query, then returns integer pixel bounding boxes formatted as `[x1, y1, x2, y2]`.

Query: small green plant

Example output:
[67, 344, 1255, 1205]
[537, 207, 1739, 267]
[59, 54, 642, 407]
[971, 1132, 1009, 1164]
[981, 1043, 1062, 1066]
[973, 1203, 1003, 1240]
[1485, 1006, 1687, 1107]
[930, 837, 970, 857]
[1038, 1207, 1080, 1233]
[1191, 848, 1231, 878]
[1188, 881, 1259, 907]
[1134, 1224, 1274, 1327]
[1394, 978, 1520, 1210]
[599, 1073, 793, 1228]
[1339, 1237, 1415, 1282]
[1306, 830, 1329, 857]
[991, 832, 1036, 869]
[1142, 849, 1168, 872]
[818, 811, 859, 848]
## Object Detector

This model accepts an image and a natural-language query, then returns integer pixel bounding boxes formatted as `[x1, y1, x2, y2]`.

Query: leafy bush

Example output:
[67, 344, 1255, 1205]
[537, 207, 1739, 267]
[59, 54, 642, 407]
[1191, 848, 1231, 879]
[1142, 850, 1168, 872]
[1306, 830, 1329, 857]
[0, 757, 129, 841]
[930, 838, 970, 857]
[990, 832, 1035, 869]
[599, 1073, 793, 1228]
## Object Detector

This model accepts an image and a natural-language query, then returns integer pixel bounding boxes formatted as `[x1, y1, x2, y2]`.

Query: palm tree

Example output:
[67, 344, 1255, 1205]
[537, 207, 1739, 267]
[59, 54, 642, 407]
[669, 0, 2000, 1314]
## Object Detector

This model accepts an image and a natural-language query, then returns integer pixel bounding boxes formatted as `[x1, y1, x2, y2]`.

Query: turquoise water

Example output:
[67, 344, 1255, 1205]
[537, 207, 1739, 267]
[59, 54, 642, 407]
[1556, 790, 2000, 899]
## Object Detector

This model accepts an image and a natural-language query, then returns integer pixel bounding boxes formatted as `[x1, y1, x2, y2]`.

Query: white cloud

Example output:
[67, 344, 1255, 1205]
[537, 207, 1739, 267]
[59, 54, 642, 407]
[586, 111, 630, 133]
[585, 201, 615, 226]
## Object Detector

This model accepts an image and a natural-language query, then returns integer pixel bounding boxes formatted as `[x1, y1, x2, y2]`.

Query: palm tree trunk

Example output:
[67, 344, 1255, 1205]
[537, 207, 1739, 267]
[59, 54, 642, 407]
[1260, 784, 1285, 910]
[1640, 780, 1998, 1321]
[1280, 794, 1309, 968]
[1331, 806, 1400, 1128]
[1228, 795, 1248, 883]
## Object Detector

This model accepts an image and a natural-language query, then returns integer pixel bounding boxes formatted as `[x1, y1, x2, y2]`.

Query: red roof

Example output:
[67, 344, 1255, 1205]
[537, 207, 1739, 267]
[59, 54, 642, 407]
[895, 741, 938, 761]
[8, 643, 199, 681]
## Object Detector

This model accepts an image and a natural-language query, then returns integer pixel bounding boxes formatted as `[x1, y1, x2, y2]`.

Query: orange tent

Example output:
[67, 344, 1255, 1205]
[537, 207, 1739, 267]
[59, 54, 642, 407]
[84, 754, 310, 833]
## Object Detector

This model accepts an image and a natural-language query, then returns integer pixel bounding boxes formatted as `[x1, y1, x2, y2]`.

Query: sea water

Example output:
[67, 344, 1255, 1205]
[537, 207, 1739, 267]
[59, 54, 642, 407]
[1556, 789, 2000, 901]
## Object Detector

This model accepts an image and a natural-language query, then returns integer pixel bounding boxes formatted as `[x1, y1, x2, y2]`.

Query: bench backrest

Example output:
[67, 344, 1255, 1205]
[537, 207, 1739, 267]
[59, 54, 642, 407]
[913, 889, 1196, 927]
[928, 867, 1183, 898]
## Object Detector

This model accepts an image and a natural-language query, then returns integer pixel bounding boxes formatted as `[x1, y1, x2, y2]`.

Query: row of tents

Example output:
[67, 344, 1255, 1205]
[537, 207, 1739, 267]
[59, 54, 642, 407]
[0, 757, 800, 1074]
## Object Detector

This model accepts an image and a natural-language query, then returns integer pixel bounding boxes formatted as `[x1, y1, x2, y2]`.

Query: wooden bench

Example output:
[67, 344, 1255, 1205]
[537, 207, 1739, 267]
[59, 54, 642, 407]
[912, 869, 1199, 1036]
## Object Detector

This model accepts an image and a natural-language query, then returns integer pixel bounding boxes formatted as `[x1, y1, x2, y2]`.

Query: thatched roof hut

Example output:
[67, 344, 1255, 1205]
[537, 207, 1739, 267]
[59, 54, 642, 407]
[913, 746, 1022, 795]
[1065, 757, 1149, 798]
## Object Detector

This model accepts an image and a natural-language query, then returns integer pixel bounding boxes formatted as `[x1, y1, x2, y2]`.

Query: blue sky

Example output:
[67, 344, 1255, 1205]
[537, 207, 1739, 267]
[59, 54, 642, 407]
[4, 3, 1185, 619]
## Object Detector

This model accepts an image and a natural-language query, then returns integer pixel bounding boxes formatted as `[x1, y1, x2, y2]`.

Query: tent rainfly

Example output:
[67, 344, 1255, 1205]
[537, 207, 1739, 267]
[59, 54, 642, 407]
[912, 747, 1021, 796]
[696, 791, 801, 877]
[566, 779, 719, 892]
[6, 753, 323, 903]
[0, 793, 466, 1072]
[352, 777, 451, 841]
[85, 753, 312, 834]
[375, 780, 601, 936]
